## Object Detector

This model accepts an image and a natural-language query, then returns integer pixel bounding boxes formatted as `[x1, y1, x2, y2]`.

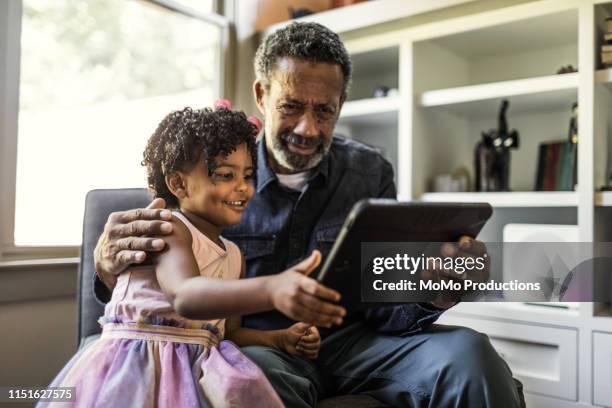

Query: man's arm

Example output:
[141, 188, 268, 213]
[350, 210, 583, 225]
[378, 158, 397, 200]
[93, 198, 173, 303]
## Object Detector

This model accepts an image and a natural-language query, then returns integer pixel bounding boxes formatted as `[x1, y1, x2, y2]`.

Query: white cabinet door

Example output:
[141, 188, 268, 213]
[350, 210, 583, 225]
[439, 315, 578, 400]
[594, 332, 612, 407]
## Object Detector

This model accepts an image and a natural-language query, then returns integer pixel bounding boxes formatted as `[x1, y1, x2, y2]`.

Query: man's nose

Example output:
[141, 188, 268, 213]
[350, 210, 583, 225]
[293, 110, 319, 138]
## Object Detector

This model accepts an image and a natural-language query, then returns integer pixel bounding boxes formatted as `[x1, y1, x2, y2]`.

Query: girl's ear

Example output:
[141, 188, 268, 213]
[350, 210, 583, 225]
[165, 172, 187, 199]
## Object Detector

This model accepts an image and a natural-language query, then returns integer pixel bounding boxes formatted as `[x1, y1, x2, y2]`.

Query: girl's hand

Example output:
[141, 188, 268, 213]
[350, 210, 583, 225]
[296, 326, 320, 359]
[279, 323, 320, 359]
[267, 251, 346, 328]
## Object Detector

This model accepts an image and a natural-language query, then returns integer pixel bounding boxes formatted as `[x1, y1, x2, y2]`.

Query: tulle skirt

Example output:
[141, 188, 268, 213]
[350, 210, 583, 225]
[37, 316, 283, 408]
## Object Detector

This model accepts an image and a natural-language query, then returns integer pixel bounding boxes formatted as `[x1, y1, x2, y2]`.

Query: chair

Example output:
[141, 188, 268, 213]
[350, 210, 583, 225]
[77, 188, 388, 407]
[78, 188, 153, 346]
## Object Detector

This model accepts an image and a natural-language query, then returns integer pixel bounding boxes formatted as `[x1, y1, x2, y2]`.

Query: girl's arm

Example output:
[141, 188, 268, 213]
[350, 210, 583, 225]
[225, 257, 320, 359]
[226, 318, 313, 356]
[225, 319, 284, 349]
[155, 216, 271, 320]
[225, 255, 285, 349]
[155, 215, 346, 325]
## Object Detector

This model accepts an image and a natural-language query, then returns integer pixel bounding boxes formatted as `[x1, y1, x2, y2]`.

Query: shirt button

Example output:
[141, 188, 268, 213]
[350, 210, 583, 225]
[293, 243, 300, 249]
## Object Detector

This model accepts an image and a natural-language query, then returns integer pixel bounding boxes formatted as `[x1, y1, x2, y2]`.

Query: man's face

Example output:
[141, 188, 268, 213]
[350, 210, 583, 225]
[255, 57, 344, 174]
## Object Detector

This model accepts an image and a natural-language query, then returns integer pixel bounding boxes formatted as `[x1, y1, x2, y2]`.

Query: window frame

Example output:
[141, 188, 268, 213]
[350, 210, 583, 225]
[0, 0, 231, 261]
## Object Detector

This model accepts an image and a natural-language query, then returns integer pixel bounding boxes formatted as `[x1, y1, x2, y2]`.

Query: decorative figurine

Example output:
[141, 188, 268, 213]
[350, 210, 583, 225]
[475, 99, 520, 191]
[475, 133, 496, 191]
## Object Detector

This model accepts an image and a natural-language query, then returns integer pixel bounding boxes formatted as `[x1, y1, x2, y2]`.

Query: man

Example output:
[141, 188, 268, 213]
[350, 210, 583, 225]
[94, 22, 522, 407]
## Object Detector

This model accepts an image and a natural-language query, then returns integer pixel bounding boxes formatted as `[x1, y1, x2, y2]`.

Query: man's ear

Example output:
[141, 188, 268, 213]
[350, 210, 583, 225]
[165, 172, 187, 199]
[253, 79, 267, 116]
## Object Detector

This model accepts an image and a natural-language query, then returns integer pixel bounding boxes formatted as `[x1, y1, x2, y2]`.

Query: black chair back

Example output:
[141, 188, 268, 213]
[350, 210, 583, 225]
[78, 188, 152, 346]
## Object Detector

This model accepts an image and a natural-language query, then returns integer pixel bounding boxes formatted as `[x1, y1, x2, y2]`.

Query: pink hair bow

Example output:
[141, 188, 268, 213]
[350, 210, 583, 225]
[247, 116, 263, 134]
[214, 98, 233, 110]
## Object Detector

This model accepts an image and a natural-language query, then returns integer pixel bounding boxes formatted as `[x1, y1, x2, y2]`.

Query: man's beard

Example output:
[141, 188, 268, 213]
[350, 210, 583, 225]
[265, 126, 331, 172]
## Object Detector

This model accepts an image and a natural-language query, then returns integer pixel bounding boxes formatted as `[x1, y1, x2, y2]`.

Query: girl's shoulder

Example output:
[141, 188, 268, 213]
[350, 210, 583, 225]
[165, 212, 194, 244]
[149, 211, 193, 249]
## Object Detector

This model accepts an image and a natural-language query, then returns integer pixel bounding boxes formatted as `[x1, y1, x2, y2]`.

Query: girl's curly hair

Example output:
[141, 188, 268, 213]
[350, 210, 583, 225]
[142, 107, 258, 207]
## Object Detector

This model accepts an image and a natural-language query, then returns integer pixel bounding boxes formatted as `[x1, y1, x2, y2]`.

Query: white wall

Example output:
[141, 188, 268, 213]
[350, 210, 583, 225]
[0, 264, 78, 391]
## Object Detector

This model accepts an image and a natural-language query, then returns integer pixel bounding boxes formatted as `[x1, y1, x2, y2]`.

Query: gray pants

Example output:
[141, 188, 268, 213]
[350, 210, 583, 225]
[242, 323, 522, 408]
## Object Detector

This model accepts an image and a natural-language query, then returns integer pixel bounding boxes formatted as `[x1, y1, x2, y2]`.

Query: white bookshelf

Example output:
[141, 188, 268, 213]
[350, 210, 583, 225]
[256, 1, 612, 406]
[420, 191, 579, 207]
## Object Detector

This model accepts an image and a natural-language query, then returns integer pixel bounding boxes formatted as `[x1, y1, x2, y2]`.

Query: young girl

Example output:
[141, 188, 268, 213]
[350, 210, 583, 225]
[40, 102, 344, 407]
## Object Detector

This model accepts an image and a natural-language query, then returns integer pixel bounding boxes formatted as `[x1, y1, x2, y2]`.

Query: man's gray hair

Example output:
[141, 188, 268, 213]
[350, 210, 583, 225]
[254, 22, 352, 102]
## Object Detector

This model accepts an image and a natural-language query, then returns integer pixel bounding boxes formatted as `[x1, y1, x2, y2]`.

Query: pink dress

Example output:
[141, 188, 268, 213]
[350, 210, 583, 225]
[39, 212, 283, 407]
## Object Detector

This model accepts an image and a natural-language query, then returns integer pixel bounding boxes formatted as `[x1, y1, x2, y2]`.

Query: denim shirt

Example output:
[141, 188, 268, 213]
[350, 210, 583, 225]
[223, 136, 444, 334]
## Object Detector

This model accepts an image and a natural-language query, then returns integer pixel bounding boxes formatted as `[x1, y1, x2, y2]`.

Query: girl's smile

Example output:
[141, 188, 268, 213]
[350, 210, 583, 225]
[223, 199, 248, 212]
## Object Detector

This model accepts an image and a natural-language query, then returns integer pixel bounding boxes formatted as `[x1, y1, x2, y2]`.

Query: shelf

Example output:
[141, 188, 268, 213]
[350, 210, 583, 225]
[349, 47, 399, 100]
[339, 96, 399, 126]
[429, 9, 577, 59]
[596, 68, 612, 91]
[351, 47, 398, 76]
[419, 73, 578, 119]
[263, 0, 477, 35]
[441, 302, 581, 329]
[419, 191, 578, 207]
[596, 191, 612, 207]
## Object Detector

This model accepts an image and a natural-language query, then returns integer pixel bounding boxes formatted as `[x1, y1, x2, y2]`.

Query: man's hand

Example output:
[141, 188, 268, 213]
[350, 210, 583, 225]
[424, 236, 490, 309]
[268, 250, 346, 328]
[278, 323, 321, 359]
[94, 198, 173, 289]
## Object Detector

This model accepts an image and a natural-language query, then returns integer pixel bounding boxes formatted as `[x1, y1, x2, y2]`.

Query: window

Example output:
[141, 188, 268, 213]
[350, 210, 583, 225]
[173, 0, 216, 14]
[1, 0, 228, 252]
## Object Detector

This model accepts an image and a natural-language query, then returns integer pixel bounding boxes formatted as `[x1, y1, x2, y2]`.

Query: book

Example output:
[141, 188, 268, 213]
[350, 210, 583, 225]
[535, 144, 547, 191]
[535, 141, 576, 192]
[547, 143, 557, 190]
[607, 17, 612, 33]
[603, 44, 612, 53]
[568, 142, 577, 190]
[605, 32, 612, 42]
[544, 142, 560, 191]
[556, 143, 572, 191]
[602, 51, 612, 65]
[555, 143, 565, 191]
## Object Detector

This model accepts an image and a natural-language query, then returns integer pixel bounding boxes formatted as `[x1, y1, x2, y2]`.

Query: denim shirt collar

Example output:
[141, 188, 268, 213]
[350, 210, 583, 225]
[255, 136, 277, 193]
[256, 134, 330, 194]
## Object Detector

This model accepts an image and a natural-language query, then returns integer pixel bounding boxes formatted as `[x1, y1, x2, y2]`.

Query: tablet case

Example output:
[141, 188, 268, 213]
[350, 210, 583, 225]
[316, 199, 493, 310]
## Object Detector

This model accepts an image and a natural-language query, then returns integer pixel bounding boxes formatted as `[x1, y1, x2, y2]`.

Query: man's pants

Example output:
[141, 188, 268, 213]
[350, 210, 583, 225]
[242, 323, 522, 408]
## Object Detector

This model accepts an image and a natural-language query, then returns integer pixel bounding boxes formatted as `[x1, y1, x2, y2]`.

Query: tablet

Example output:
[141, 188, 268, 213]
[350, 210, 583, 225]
[316, 199, 493, 310]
